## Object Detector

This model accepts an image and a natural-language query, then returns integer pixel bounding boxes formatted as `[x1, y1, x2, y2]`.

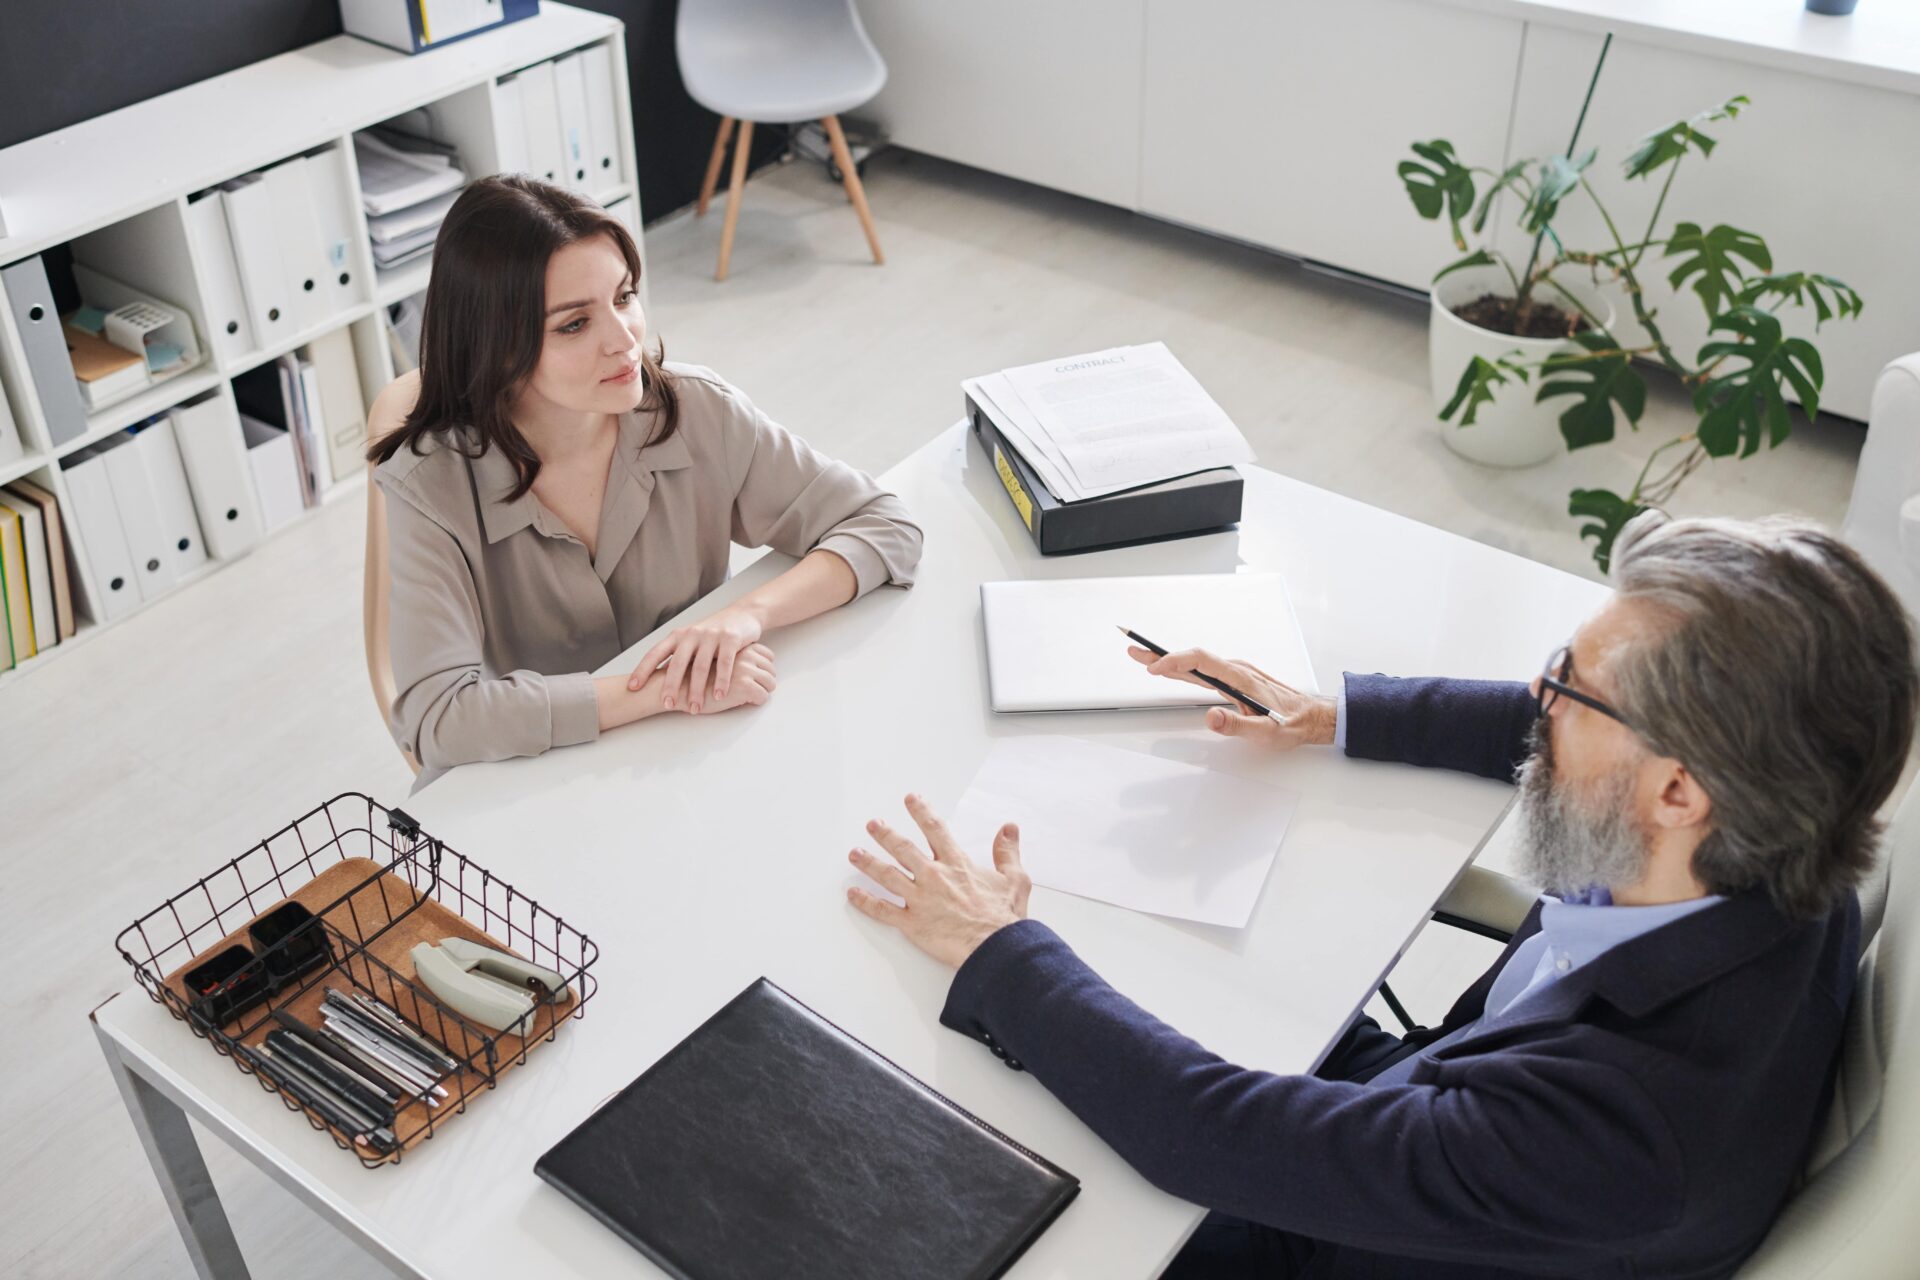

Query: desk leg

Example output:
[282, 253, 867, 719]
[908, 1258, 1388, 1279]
[94, 1017, 253, 1280]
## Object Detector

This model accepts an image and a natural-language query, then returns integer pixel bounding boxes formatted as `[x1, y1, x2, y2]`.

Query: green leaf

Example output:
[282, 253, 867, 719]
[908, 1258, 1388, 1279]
[1399, 140, 1477, 250]
[1433, 248, 1498, 284]
[1664, 222, 1772, 315]
[1691, 306, 1824, 458]
[1622, 96, 1749, 180]
[1522, 148, 1597, 233]
[1440, 352, 1530, 427]
[1535, 330, 1647, 450]
[1470, 160, 1530, 235]
[1568, 487, 1647, 574]
[1734, 271, 1863, 329]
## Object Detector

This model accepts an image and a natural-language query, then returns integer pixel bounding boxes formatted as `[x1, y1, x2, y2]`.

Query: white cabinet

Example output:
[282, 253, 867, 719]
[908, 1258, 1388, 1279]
[859, 0, 1147, 209]
[1139, 0, 1524, 291]
[1505, 25, 1920, 422]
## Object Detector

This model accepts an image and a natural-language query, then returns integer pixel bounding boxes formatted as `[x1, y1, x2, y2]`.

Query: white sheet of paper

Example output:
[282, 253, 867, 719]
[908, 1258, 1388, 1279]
[997, 342, 1256, 494]
[949, 736, 1296, 928]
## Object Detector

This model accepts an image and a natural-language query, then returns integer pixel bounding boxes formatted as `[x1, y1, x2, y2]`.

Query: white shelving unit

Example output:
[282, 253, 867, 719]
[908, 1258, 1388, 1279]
[0, 2, 642, 690]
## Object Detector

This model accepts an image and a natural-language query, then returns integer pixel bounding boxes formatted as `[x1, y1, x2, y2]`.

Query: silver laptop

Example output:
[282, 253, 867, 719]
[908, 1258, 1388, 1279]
[980, 573, 1318, 713]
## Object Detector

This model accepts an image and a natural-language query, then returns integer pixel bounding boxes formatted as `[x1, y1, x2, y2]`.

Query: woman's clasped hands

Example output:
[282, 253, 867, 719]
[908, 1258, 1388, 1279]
[628, 603, 778, 715]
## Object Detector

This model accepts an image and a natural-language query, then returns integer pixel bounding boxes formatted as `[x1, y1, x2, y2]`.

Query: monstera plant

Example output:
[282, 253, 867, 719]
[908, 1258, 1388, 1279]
[1400, 92, 1862, 571]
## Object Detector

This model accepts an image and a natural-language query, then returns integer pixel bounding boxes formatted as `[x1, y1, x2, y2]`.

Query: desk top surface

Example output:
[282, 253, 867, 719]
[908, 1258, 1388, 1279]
[97, 422, 1609, 1278]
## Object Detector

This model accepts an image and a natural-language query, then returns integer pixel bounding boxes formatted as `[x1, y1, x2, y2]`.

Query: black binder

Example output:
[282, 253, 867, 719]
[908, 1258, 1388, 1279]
[535, 978, 1079, 1280]
[967, 388, 1244, 555]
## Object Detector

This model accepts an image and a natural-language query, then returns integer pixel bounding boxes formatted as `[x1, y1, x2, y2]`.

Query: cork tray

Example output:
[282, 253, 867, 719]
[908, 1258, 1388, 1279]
[160, 856, 579, 1163]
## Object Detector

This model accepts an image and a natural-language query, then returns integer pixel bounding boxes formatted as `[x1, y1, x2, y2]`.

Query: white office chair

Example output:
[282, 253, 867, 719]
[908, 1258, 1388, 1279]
[1840, 353, 1920, 622]
[364, 457, 420, 777]
[677, 0, 887, 281]
[1731, 777, 1917, 1275]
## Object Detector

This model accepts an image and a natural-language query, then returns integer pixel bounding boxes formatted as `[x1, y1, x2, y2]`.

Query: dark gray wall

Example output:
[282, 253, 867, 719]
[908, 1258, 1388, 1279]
[0, 0, 780, 221]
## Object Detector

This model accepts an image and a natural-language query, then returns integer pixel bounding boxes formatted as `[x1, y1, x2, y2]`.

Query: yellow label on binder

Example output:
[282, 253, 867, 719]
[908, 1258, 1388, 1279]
[993, 444, 1034, 531]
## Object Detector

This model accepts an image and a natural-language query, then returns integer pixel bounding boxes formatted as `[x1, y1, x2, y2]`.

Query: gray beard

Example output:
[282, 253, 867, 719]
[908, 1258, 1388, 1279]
[1516, 720, 1649, 897]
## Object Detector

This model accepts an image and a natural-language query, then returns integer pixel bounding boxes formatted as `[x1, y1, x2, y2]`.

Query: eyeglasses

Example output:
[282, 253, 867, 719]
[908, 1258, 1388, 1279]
[1534, 644, 1636, 731]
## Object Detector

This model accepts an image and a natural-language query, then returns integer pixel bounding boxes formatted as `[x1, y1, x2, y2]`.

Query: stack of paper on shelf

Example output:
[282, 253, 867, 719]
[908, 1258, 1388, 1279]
[962, 342, 1256, 502]
[354, 129, 467, 271]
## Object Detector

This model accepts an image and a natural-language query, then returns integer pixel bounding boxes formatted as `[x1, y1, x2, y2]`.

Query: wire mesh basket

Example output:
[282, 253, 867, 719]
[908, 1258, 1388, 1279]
[114, 793, 598, 1167]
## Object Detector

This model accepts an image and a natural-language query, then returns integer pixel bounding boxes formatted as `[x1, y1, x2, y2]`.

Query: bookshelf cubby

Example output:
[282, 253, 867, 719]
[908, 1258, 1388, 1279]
[0, 3, 640, 689]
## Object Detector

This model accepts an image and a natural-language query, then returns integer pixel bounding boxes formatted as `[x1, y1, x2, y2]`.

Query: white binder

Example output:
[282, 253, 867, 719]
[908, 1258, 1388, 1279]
[298, 358, 334, 494]
[305, 327, 368, 484]
[98, 432, 180, 601]
[130, 418, 210, 577]
[553, 52, 593, 189]
[494, 73, 530, 177]
[239, 413, 304, 532]
[582, 43, 622, 187]
[185, 189, 256, 366]
[306, 147, 365, 315]
[264, 157, 331, 333]
[168, 397, 265, 560]
[221, 176, 294, 348]
[0, 489, 55, 653]
[1, 256, 91, 447]
[519, 60, 566, 186]
[61, 449, 141, 620]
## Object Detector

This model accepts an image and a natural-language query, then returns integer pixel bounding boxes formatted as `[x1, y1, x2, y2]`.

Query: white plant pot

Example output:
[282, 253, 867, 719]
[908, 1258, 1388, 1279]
[1428, 264, 1616, 468]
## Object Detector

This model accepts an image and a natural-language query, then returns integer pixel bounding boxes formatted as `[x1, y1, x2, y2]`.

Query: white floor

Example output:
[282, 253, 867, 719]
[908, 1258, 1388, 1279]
[2, 150, 1867, 1278]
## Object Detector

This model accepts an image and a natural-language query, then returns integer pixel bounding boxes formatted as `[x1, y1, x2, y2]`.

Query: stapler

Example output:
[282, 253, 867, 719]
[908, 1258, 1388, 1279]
[410, 937, 571, 1033]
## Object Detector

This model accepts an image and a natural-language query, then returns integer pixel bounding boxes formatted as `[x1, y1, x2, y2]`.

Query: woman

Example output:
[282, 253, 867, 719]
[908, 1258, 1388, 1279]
[368, 175, 922, 784]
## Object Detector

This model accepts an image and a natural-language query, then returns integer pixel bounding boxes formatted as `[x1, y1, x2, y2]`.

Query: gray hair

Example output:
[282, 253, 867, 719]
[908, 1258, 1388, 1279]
[1606, 512, 1918, 918]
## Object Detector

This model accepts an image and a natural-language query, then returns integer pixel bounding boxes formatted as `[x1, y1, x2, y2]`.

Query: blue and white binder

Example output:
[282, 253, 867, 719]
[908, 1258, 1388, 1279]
[339, 0, 540, 56]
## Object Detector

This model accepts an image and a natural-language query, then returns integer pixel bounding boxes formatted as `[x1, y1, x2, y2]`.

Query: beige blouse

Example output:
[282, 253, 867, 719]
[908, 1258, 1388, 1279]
[376, 363, 923, 779]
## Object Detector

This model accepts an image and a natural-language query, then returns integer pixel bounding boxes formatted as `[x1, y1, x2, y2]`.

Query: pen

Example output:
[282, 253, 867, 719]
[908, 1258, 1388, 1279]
[1117, 625, 1286, 724]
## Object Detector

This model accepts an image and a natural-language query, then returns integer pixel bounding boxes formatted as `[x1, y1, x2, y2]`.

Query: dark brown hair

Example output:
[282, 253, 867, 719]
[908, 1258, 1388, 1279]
[367, 174, 678, 499]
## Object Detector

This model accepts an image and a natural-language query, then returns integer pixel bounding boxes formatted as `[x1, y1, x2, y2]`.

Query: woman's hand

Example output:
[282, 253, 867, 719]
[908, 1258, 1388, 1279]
[1126, 645, 1337, 751]
[846, 795, 1031, 969]
[629, 604, 766, 713]
[690, 641, 777, 713]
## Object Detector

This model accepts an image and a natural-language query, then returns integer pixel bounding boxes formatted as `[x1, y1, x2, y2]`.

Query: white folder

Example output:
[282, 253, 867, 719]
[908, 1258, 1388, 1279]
[519, 60, 566, 187]
[979, 573, 1318, 713]
[130, 418, 210, 577]
[61, 450, 140, 620]
[298, 359, 334, 494]
[306, 147, 365, 315]
[239, 413, 304, 531]
[168, 397, 265, 559]
[0, 489, 55, 653]
[494, 73, 529, 177]
[305, 327, 368, 484]
[185, 189, 255, 366]
[552, 52, 593, 189]
[582, 43, 621, 187]
[221, 176, 294, 349]
[264, 158, 331, 333]
[97, 433, 179, 601]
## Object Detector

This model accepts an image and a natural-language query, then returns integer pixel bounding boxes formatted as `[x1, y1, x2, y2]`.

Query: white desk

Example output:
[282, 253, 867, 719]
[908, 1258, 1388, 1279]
[94, 422, 1608, 1278]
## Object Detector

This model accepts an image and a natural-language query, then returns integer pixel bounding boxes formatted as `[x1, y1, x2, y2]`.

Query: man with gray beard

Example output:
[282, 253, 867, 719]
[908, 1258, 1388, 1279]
[846, 511, 1918, 1279]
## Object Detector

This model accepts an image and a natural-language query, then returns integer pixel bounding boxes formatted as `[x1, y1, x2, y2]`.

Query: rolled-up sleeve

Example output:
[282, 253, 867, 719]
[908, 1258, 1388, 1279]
[715, 382, 923, 596]
[382, 479, 600, 769]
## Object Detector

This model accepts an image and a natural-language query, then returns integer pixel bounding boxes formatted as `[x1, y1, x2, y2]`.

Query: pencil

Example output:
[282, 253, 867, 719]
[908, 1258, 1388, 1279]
[1117, 625, 1286, 724]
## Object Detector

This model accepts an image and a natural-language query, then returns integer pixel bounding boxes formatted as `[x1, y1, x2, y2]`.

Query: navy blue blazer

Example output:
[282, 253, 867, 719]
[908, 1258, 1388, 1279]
[940, 676, 1859, 1279]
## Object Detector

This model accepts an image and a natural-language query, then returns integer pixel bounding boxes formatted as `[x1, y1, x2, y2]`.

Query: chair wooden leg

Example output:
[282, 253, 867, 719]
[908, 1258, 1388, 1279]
[696, 117, 736, 217]
[821, 115, 884, 266]
[716, 119, 754, 282]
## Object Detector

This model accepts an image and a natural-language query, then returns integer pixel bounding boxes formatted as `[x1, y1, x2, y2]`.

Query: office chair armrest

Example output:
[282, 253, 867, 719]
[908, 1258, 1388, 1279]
[1433, 866, 1536, 942]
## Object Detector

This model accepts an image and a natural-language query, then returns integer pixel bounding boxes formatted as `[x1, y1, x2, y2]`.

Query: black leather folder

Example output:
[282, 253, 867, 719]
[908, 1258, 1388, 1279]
[535, 978, 1079, 1280]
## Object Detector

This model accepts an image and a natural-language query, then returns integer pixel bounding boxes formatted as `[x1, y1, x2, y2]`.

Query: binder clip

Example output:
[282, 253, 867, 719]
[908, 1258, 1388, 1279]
[410, 937, 571, 1033]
